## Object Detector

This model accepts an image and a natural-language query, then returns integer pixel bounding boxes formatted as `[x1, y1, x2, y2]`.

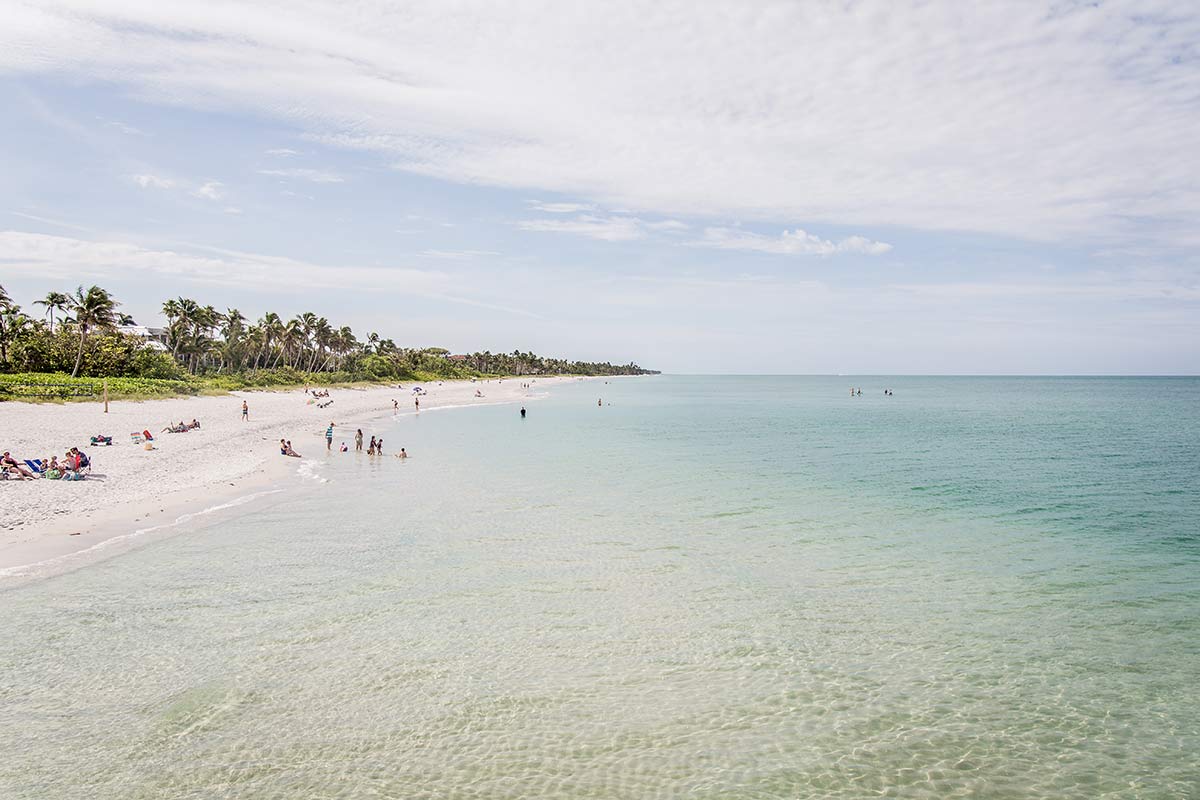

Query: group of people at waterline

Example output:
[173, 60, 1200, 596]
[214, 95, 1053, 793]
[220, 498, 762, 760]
[849, 387, 895, 396]
[281, 420, 407, 460]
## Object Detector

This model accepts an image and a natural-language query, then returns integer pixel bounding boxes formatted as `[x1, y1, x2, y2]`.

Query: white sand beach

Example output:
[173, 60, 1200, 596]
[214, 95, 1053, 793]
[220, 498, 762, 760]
[0, 377, 567, 575]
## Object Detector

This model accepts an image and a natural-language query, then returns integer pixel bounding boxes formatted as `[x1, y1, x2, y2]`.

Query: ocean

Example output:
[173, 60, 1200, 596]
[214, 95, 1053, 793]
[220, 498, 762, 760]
[2, 376, 1198, 798]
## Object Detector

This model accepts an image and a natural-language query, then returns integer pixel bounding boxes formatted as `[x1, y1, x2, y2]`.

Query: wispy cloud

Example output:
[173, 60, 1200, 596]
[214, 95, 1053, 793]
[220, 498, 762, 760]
[420, 249, 500, 259]
[103, 119, 146, 136]
[258, 168, 344, 183]
[5, 2, 1198, 247]
[527, 201, 596, 214]
[517, 215, 646, 242]
[695, 227, 892, 256]
[191, 181, 224, 201]
[132, 174, 174, 189]
[265, 147, 301, 157]
[0, 230, 446, 292]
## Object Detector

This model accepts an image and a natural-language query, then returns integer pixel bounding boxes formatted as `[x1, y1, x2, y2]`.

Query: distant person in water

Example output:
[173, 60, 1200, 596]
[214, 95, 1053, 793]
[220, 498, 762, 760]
[325, 422, 335, 450]
[241, 400, 248, 421]
[368, 436, 376, 455]
[414, 397, 420, 411]
[376, 438, 384, 455]
[398, 447, 407, 459]
[392, 399, 399, 411]
[520, 406, 526, 418]
[598, 398, 602, 407]
[355, 429, 364, 451]
[340, 442, 348, 452]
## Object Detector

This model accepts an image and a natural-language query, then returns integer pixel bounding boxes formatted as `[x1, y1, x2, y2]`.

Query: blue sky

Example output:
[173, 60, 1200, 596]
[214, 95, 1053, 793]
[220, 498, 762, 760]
[1, 1, 1198, 374]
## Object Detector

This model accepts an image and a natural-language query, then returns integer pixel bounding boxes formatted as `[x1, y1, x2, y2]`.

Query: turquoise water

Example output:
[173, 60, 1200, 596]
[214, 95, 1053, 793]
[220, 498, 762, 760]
[2, 376, 1198, 798]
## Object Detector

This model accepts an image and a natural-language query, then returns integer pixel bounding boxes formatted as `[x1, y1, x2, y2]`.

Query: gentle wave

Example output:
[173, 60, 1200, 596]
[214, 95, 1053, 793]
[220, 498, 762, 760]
[0, 488, 287, 579]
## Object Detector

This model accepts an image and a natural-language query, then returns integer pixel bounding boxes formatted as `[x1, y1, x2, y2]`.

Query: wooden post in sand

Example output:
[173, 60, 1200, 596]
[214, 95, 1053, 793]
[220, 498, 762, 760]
[103, 379, 109, 413]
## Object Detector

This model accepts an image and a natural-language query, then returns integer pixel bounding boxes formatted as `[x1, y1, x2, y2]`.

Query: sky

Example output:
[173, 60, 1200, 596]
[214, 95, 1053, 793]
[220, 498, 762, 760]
[0, 0, 1198, 374]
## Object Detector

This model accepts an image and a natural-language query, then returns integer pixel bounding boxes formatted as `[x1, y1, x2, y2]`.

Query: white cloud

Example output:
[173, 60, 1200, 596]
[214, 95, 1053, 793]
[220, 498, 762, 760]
[527, 201, 596, 214]
[0, 229, 446, 292]
[0, 229, 543, 317]
[257, 168, 344, 183]
[696, 227, 892, 256]
[104, 119, 146, 136]
[132, 174, 174, 189]
[191, 181, 224, 200]
[420, 249, 500, 259]
[2, 1, 1199, 249]
[266, 147, 301, 156]
[517, 214, 646, 242]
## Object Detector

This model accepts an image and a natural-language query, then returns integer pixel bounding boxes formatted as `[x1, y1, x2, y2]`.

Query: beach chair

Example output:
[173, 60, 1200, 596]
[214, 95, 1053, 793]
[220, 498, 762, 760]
[130, 432, 144, 444]
[24, 459, 44, 474]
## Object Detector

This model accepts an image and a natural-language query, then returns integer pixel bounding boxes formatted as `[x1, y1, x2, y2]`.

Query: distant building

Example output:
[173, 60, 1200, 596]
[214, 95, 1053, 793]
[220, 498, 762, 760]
[447, 354, 469, 362]
[118, 325, 170, 351]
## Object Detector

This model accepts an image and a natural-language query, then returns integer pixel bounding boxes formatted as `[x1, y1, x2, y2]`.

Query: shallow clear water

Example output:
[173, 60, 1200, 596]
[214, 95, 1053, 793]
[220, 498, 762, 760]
[2, 376, 1198, 798]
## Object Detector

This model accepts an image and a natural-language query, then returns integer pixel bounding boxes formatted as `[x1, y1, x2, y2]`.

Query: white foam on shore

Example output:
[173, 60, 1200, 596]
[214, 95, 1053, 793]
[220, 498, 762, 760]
[0, 488, 286, 579]
[296, 460, 328, 483]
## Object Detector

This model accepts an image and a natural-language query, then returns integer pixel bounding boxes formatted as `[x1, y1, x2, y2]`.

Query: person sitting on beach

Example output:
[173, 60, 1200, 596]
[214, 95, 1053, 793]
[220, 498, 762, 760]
[280, 438, 303, 458]
[44, 456, 63, 480]
[1, 451, 35, 480]
[286, 440, 302, 458]
[340, 442, 348, 452]
[1, 453, 36, 479]
[189, 418, 201, 430]
[70, 447, 91, 473]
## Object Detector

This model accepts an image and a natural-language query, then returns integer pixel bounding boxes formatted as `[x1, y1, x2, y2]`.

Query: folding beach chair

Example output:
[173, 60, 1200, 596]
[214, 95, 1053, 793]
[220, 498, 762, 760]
[24, 459, 44, 474]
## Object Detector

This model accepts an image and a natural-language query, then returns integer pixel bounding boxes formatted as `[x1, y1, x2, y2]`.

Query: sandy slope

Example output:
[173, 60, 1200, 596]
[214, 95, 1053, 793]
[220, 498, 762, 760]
[0, 377, 560, 571]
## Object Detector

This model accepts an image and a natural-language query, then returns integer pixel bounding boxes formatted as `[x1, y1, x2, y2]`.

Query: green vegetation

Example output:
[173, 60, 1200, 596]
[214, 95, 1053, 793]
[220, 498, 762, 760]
[0, 283, 656, 400]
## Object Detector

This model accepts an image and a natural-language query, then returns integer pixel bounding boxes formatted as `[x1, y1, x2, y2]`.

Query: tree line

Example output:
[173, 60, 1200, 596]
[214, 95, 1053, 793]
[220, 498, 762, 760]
[0, 284, 657, 381]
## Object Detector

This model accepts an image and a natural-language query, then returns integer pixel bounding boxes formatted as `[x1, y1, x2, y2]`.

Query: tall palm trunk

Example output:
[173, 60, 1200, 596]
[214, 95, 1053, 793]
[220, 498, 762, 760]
[72, 325, 87, 378]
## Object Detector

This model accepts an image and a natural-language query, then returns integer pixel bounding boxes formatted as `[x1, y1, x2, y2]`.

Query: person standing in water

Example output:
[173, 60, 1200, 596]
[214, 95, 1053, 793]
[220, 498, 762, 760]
[520, 407, 526, 418]
[325, 421, 335, 450]
[392, 399, 399, 411]
[376, 438, 384, 455]
[355, 428, 364, 451]
[414, 396, 420, 412]
[598, 398, 602, 407]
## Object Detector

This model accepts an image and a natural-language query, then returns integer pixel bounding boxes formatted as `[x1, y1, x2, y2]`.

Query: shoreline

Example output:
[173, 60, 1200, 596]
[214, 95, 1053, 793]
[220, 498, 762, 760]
[0, 376, 587, 582]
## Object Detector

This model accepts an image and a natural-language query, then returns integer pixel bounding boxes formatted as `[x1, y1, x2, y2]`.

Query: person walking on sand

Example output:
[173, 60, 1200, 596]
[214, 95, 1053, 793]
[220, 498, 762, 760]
[241, 400, 249, 421]
[326, 421, 335, 450]
[355, 428, 364, 451]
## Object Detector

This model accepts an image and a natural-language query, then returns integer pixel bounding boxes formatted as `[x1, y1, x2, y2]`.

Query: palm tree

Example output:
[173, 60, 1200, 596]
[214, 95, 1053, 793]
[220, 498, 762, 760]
[0, 307, 32, 365]
[117, 313, 136, 326]
[69, 285, 119, 377]
[34, 291, 70, 333]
